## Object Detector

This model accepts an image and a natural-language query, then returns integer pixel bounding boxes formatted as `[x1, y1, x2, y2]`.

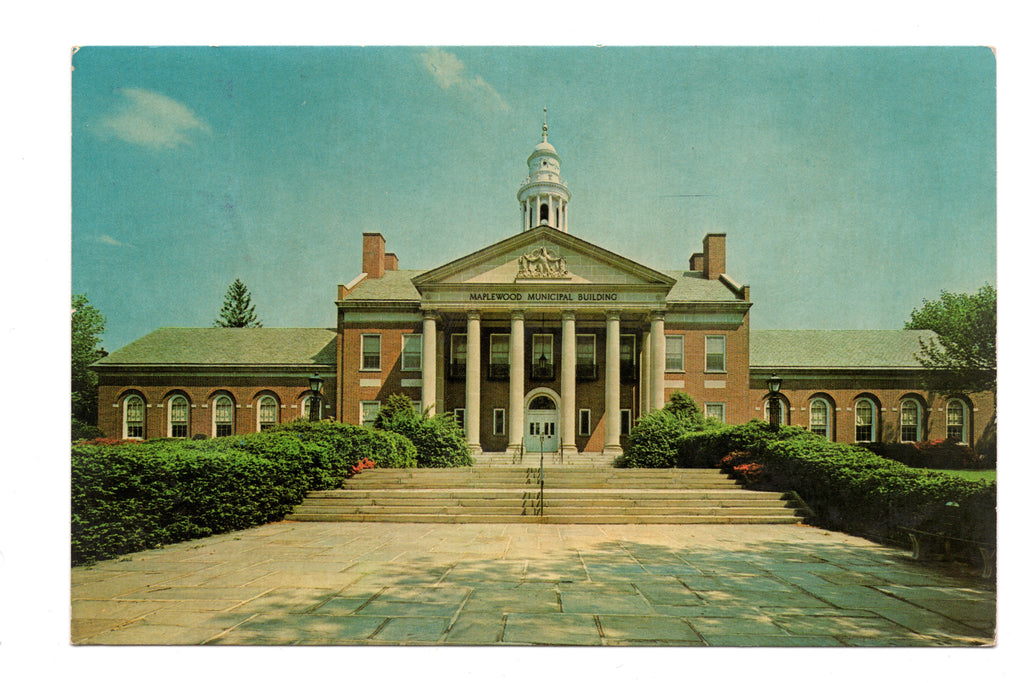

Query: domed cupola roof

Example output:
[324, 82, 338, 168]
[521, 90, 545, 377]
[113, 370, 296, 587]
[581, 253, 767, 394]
[517, 109, 571, 232]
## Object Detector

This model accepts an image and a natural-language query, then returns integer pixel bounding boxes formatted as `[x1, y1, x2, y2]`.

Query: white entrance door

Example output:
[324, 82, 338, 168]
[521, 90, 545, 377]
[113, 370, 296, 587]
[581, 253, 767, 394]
[525, 395, 559, 453]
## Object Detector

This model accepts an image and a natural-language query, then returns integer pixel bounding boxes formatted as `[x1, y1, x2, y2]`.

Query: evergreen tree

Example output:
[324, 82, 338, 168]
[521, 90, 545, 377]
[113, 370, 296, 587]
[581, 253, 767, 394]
[214, 279, 263, 328]
[71, 294, 106, 430]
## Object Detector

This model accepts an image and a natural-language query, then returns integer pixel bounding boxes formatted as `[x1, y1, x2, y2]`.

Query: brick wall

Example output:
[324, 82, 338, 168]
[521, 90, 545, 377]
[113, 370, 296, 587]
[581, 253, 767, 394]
[97, 372, 336, 440]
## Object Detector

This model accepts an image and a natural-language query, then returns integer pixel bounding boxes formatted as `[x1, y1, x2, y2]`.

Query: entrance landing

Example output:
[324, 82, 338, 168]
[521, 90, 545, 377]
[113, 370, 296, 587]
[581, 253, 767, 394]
[474, 451, 617, 467]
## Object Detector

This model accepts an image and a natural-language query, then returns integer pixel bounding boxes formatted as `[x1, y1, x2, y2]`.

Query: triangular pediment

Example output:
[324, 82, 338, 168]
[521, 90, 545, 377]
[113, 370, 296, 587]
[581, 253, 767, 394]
[411, 226, 675, 290]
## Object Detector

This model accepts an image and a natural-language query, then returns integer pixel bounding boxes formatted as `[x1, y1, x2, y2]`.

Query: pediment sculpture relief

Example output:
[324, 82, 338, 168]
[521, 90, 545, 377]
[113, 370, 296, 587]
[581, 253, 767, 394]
[516, 247, 570, 279]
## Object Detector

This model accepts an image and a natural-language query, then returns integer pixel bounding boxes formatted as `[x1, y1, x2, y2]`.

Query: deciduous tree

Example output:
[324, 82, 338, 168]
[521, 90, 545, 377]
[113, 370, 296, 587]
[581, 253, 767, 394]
[72, 294, 106, 431]
[905, 284, 996, 394]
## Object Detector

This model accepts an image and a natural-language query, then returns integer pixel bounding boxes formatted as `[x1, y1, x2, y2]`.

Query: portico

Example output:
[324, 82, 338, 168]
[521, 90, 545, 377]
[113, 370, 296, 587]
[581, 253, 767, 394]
[415, 301, 670, 455]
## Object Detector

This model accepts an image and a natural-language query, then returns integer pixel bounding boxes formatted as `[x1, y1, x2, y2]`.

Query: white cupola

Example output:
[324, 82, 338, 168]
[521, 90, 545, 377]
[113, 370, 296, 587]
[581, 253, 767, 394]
[517, 109, 571, 232]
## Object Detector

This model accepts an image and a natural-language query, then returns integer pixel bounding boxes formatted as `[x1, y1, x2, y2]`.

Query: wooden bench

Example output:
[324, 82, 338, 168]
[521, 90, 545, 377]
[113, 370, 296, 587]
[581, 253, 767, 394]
[898, 526, 995, 579]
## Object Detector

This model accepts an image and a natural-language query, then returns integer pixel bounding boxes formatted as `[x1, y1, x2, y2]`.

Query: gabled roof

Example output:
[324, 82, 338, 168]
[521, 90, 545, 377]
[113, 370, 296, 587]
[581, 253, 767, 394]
[411, 225, 677, 289]
[750, 329, 938, 369]
[95, 328, 337, 367]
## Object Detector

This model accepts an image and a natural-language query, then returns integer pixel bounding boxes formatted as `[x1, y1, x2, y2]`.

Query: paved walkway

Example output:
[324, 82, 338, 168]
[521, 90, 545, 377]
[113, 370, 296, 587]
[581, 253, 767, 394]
[71, 522, 995, 646]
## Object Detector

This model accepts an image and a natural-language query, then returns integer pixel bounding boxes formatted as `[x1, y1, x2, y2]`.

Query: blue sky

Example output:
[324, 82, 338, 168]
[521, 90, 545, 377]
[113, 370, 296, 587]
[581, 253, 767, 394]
[71, 46, 996, 351]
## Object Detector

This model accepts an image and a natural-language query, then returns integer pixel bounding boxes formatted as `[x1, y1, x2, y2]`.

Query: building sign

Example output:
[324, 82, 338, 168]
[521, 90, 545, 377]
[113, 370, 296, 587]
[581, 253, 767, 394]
[467, 291, 619, 302]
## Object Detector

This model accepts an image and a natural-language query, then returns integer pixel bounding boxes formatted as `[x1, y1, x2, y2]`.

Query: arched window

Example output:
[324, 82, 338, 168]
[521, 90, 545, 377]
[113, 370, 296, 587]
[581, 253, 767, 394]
[214, 395, 234, 437]
[124, 395, 145, 439]
[301, 395, 323, 420]
[257, 395, 278, 432]
[855, 399, 876, 443]
[168, 395, 189, 438]
[946, 399, 968, 444]
[763, 397, 788, 425]
[809, 398, 831, 440]
[540, 203, 549, 223]
[900, 398, 922, 443]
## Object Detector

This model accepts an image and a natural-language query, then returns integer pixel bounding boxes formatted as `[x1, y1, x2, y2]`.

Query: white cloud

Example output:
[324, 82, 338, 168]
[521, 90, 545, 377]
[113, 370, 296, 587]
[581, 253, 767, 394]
[98, 88, 210, 149]
[419, 48, 509, 111]
[97, 234, 129, 247]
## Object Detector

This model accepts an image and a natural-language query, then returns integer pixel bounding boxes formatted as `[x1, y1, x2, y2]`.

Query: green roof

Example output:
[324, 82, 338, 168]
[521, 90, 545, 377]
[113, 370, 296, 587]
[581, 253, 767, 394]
[664, 270, 745, 302]
[344, 270, 425, 302]
[750, 329, 938, 369]
[96, 328, 337, 366]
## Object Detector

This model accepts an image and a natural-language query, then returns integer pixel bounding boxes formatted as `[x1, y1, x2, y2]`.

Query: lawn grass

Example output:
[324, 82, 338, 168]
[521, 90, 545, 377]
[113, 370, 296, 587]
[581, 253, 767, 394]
[916, 468, 996, 483]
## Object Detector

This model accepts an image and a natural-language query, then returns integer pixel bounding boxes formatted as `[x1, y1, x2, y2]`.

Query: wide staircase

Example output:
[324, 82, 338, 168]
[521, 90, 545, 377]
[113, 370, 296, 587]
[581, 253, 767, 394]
[286, 464, 808, 524]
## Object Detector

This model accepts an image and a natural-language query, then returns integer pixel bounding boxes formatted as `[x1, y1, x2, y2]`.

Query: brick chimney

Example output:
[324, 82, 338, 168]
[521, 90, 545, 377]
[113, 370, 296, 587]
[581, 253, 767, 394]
[384, 252, 399, 271]
[702, 233, 726, 281]
[689, 252, 704, 272]
[362, 233, 386, 279]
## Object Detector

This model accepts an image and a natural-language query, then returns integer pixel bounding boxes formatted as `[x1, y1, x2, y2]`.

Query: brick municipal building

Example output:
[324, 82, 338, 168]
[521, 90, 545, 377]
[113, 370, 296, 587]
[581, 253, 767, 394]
[95, 126, 995, 457]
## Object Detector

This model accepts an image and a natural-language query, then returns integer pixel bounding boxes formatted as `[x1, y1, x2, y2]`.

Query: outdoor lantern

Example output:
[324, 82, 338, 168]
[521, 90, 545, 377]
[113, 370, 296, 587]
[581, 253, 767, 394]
[308, 372, 324, 422]
[767, 373, 782, 430]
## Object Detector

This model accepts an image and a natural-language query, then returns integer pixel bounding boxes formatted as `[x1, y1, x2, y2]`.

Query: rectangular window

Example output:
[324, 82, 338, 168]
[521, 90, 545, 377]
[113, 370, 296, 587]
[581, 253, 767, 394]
[620, 409, 632, 436]
[576, 334, 597, 380]
[489, 333, 510, 380]
[493, 408, 506, 436]
[361, 334, 382, 371]
[705, 403, 725, 422]
[532, 333, 555, 380]
[705, 335, 726, 373]
[402, 334, 422, 371]
[620, 334, 636, 381]
[449, 333, 467, 379]
[453, 408, 466, 432]
[665, 335, 685, 372]
[579, 408, 591, 436]
[360, 400, 381, 427]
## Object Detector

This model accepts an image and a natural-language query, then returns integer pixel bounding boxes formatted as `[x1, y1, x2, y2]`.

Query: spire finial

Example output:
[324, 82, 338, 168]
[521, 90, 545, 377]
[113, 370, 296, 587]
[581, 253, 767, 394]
[542, 107, 548, 142]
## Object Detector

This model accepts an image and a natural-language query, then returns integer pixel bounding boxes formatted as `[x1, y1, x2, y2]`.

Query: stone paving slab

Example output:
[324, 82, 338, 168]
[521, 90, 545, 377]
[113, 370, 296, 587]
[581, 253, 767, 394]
[70, 521, 995, 646]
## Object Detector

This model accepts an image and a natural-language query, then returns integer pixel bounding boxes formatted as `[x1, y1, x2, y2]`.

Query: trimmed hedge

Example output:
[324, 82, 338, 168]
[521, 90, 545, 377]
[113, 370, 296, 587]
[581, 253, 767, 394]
[678, 421, 996, 545]
[71, 421, 415, 565]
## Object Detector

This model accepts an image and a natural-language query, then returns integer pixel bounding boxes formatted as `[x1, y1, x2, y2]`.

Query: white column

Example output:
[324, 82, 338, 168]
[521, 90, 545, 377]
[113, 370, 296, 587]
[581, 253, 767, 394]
[561, 311, 578, 455]
[422, 313, 437, 417]
[507, 311, 525, 455]
[466, 310, 482, 454]
[651, 311, 666, 410]
[640, 327, 651, 416]
[604, 311, 622, 454]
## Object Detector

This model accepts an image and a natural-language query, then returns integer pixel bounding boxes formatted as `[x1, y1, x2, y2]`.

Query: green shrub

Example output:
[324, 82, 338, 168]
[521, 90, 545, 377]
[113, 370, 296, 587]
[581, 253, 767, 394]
[864, 439, 983, 470]
[620, 410, 689, 468]
[372, 393, 473, 468]
[680, 420, 996, 545]
[404, 413, 474, 468]
[71, 418, 104, 442]
[71, 420, 416, 565]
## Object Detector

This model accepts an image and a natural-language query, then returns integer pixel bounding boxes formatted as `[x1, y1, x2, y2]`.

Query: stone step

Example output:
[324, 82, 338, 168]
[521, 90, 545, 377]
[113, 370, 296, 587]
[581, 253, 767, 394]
[305, 489, 786, 501]
[286, 512, 803, 524]
[285, 466, 806, 525]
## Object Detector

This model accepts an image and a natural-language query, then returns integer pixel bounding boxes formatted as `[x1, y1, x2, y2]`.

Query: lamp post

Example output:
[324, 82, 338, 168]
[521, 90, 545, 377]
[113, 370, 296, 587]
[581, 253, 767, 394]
[308, 372, 324, 422]
[767, 373, 782, 431]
